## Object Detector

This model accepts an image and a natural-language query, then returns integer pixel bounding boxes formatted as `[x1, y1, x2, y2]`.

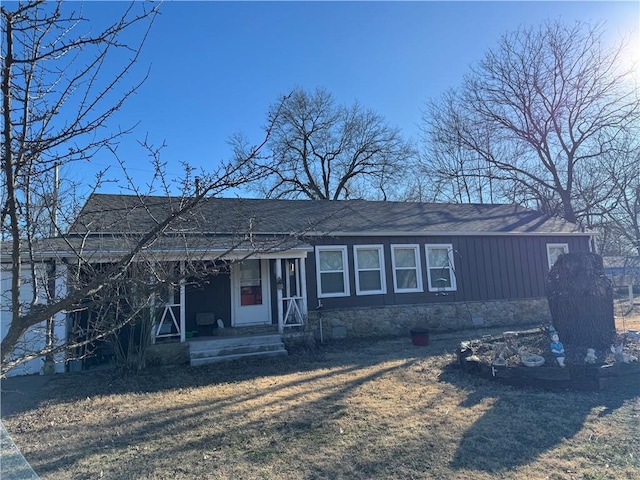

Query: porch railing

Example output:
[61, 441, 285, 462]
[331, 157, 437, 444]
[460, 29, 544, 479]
[155, 303, 182, 338]
[283, 296, 305, 328]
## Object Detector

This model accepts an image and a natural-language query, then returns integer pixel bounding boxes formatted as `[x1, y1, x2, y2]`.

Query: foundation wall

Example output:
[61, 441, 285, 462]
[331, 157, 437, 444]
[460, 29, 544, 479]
[307, 298, 552, 340]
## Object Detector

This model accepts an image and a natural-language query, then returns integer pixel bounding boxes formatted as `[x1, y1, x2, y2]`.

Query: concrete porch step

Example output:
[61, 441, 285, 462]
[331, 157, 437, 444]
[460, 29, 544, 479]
[188, 334, 287, 366]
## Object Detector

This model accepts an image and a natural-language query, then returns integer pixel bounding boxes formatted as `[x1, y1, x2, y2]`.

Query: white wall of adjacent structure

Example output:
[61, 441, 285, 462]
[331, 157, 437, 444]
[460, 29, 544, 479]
[0, 262, 67, 377]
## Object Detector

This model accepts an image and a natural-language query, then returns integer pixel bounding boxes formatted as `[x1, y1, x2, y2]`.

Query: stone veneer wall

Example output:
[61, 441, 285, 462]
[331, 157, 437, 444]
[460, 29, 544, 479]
[307, 298, 552, 340]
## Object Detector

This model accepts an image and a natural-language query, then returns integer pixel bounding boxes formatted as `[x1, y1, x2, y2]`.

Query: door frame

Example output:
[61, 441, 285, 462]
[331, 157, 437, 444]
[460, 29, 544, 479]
[230, 258, 272, 327]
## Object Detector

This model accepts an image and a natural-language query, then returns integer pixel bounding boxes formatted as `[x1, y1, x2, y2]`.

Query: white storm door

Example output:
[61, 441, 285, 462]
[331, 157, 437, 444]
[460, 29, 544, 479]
[232, 259, 271, 326]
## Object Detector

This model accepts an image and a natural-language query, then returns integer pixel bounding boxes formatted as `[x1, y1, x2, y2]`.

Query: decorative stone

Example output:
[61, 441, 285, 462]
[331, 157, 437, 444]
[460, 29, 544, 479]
[520, 353, 545, 367]
[306, 298, 551, 340]
[456, 327, 640, 391]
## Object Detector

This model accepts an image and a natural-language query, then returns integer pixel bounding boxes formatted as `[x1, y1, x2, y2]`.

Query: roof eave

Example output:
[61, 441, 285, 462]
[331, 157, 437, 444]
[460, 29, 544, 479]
[1, 245, 314, 263]
[304, 230, 588, 237]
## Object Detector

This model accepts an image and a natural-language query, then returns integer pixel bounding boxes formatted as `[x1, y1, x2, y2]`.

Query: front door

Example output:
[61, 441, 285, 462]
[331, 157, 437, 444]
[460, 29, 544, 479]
[231, 259, 271, 326]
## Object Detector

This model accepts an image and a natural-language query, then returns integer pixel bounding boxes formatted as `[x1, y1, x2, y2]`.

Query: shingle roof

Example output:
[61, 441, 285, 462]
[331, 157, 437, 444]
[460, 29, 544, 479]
[2, 194, 586, 263]
[2, 234, 311, 263]
[70, 193, 585, 237]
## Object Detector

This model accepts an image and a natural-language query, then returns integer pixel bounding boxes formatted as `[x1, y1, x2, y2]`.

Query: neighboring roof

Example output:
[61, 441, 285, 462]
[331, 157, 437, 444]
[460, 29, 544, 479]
[603, 256, 640, 270]
[69, 193, 586, 238]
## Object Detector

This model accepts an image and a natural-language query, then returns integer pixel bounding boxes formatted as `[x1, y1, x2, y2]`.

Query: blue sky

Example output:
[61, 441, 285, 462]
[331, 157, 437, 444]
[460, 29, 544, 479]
[58, 1, 639, 196]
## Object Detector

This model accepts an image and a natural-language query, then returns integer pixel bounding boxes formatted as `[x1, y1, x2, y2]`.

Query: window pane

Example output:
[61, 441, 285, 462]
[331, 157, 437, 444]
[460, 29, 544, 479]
[321, 272, 345, 293]
[359, 271, 382, 291]
[428, 248, 449, 267]
[394, 249, 416, 268]
[357, 249, 380, 269]
[240, 260, 262, 305]
[396, 269, 417, 289]
[429, 269, 451, 288]
[240, 286, 262, 306]
[240, 260, 260, 280]
[319, 250, 344, 271]
[549, 247, 566, 266]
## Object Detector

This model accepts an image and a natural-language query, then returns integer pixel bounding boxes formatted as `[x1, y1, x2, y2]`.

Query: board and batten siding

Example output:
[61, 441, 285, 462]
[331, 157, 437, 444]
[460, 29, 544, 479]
[305, 234, 591, 311]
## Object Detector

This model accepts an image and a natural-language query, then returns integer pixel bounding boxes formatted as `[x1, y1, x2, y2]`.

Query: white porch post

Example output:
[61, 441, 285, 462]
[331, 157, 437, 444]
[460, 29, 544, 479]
[299, 257, 308, 317]
[180, 260, 186, 343]
[149, 273, 159, 344]
[54, 263, 68, 373]
[276, 259, 284, 334]
[150, 275, 157, 345]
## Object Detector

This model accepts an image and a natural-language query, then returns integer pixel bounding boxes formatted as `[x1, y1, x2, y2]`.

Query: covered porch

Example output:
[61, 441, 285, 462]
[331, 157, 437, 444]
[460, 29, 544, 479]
[153, 251, 310, 344]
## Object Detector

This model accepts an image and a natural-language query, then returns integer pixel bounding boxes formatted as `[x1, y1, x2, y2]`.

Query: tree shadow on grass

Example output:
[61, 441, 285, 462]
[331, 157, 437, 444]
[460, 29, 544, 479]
[439, 363, 640, 473]
[2, 330, 546, 478]
[1, 332, 463, 420]
[5, 357, 416, 479]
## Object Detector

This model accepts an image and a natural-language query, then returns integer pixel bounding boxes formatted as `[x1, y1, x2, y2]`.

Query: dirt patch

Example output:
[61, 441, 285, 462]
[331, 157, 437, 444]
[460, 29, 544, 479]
[1, 327, 639, 480]
[615, 312, 640, 332]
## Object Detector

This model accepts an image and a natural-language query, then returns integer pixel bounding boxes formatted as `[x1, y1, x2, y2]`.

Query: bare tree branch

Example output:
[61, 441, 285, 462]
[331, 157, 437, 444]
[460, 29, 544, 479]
[421, 20, 640, 225]
[232, 87, 416, 200]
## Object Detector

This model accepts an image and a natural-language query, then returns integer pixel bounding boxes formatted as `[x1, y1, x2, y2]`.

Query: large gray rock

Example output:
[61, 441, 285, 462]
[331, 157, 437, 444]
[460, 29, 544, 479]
[546, 252, 615, 348]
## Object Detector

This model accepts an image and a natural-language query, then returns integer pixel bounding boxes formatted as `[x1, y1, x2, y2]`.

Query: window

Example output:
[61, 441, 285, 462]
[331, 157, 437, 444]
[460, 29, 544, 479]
[239, 259, 262, 306]
[425, 244, 457, 292]
[316, 246, 350, 298]
[354, 245, 386, 295]
[391, 245, 423, 293]
[547, 243, 568, 269]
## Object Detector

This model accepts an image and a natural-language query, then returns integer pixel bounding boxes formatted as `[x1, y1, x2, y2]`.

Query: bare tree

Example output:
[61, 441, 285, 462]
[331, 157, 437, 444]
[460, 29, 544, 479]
[233, 87, 416, 200]
[416, 91, 505, 204]
[422, 21, 640, 224]
[598, 141, 640, 256]
[1, 0, 156, 373]
[0, 1, 285, 376]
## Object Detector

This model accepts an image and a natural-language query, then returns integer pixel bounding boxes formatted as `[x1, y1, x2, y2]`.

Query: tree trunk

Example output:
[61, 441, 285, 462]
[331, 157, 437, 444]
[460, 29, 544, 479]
[546, 252, 615, 349]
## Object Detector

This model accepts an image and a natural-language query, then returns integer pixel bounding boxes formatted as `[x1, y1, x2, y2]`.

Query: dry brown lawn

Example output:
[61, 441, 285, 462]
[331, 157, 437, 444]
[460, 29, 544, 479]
[614, 300, 640, 331]
[2, 313, 639, 480]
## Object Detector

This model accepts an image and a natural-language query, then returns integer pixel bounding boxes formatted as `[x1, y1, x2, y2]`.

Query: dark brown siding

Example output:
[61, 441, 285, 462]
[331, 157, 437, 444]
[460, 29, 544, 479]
[305, 234, 591, 310]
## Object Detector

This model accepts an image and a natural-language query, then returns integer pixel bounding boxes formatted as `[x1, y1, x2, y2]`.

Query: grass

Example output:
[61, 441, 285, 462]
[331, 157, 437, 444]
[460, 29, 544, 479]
[1, 312, 639, 480]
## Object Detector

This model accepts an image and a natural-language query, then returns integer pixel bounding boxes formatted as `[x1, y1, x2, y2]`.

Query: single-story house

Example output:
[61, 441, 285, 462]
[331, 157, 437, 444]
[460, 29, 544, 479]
[2, 193, 592, 374]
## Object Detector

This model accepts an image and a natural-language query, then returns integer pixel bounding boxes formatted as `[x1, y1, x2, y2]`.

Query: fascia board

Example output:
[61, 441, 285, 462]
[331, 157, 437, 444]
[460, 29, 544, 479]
[302, 230, 590, 237]
[2, 246, 313, 264]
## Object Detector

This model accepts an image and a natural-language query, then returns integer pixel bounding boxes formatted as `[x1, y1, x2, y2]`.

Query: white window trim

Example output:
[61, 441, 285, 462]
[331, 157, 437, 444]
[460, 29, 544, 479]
[315, 245, 350, 298]
[391, 244, 423, 293]
[425, 244, 457, 292]
[547, 243, 569, 269]
[353, 245, 386, 296]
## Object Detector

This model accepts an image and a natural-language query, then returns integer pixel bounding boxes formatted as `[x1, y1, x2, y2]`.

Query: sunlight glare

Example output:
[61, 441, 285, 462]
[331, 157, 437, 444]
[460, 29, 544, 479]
[618, 28, 640, 85]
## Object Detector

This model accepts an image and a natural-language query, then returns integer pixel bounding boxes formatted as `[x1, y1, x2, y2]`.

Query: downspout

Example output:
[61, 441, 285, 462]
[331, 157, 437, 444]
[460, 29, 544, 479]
[584, 225, 598, 254]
